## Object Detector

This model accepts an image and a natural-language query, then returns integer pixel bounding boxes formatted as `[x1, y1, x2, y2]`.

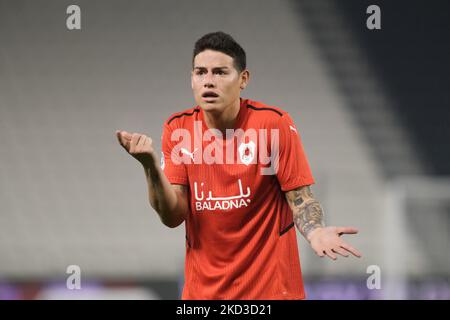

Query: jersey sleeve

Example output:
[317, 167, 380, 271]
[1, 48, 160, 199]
[161, 122, 188, 185]
[273, 113, 315, 191]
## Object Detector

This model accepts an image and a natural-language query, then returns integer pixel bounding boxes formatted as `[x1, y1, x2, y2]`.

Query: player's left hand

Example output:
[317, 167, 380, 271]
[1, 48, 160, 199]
[307, 226, 362, 260]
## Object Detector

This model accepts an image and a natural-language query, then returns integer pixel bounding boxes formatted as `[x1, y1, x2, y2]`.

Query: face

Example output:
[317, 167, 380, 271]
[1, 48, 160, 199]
[192, 50, 249, 113]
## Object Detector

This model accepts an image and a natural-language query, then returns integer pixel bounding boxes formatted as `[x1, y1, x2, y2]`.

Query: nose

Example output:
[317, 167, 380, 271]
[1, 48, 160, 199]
[203, 73, 216, 88]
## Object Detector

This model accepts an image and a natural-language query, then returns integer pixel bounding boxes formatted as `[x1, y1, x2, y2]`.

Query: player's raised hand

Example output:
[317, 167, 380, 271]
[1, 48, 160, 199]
[307, 226, 362, 260]
[116, 130, 157, 168]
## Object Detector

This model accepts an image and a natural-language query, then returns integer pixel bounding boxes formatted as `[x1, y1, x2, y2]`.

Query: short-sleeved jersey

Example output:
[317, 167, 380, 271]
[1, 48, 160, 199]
[161, 98, 315, 299]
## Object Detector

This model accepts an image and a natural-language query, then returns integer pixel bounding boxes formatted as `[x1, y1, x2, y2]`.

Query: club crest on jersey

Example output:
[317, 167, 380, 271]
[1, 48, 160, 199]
[238, 141, 256, 166]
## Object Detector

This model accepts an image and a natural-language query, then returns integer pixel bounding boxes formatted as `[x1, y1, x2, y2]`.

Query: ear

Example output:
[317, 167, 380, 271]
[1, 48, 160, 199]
[239, 69, 250, 90]
[191, 70, 194, 90]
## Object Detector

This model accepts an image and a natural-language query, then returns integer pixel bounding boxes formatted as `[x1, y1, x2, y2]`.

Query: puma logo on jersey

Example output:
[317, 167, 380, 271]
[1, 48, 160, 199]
[181, 147, 198, 161]
[289, 125, 297, 133]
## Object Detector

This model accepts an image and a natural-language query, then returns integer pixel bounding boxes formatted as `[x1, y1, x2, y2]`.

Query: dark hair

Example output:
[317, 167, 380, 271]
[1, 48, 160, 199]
[193, 31, 246, 72]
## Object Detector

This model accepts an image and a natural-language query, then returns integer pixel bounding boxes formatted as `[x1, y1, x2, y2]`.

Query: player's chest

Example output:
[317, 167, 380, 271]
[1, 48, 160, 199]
[186, 158, 277, 214]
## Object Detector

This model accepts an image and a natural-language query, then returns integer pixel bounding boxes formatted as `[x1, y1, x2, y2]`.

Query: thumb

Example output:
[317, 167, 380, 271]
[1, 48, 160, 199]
[116, 130, 131, 149]
[118, 130, 132, 141]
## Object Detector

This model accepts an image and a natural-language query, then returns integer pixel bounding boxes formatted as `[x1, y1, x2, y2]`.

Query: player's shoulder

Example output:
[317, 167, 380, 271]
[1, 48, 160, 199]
[245, 99, 291, 127]
[246, 99, 288, 118]
[164, 105, 200, 128]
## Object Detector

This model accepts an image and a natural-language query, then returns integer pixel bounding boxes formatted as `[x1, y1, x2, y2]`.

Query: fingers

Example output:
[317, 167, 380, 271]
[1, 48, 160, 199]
[313, 245, 337, 260]
[318, 247, 353, 260]
[122, 131, 132, 142]
[336, 227, 359, 235]
[332, 247, 350, 258]
[340, 243, 362, 258]
[116, 130, 131, 150]
[139, 135, 148, 148]
[139, 135, 152, 148]
[129, 133, 154, 155]
[310, 226, 362, 260]
[315, 249, 325, 258]
[146, 136, 153, 148]
[116, 130, 123, 146]
[129, 133, 141, 154]
[136, 134, 145, 148]
[117, 131, 152, 155]
[324, 249, 337, 260]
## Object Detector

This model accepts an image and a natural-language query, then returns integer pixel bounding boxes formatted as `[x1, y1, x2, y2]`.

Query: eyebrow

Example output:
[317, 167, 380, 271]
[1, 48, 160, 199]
[194, 66, 230, 70]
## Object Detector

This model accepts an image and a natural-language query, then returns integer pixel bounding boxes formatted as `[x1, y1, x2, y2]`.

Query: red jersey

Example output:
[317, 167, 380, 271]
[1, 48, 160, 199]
[161, 98, 315, 299]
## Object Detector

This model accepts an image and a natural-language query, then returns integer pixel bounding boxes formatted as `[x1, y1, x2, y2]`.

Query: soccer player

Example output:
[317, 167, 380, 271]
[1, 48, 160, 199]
[116, 32, 361, 299]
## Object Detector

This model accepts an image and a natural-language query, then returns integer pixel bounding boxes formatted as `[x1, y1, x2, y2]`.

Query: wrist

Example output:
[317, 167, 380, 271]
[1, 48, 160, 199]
[142, 159, 160, 178]
[141, 152, 158, 170]
[306, 226, 324, 242]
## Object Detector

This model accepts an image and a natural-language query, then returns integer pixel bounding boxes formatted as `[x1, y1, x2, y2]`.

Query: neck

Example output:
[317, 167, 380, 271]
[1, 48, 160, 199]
[203, 98, 241, 134]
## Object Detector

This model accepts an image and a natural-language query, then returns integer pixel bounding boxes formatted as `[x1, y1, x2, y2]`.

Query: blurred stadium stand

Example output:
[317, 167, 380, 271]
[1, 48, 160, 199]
[295, 0, 450, 299]
[0, 0, 448, 299]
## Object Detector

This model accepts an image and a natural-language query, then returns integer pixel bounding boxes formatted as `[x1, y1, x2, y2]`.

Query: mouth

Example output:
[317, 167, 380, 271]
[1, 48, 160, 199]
[201, 91, 219, 101]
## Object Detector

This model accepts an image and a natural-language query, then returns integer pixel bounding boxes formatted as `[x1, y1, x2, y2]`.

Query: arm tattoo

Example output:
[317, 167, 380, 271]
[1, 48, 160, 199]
[285, 186, 325, 240]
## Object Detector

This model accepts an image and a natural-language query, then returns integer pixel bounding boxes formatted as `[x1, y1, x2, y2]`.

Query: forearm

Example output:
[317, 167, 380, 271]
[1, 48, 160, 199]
[286, 186, 362, 259]
[116, 130, 187, 227]
[285, 186, 325, 241]
[143, 162, 186, 227]
[294, 199, 325, 241]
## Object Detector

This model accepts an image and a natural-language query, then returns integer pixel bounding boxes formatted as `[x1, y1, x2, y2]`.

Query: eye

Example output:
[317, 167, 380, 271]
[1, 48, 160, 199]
[214, 70, 226, 75]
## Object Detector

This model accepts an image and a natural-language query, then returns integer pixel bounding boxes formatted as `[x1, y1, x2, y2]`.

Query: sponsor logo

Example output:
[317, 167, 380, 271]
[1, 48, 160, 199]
[194, 179, 251, 212]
